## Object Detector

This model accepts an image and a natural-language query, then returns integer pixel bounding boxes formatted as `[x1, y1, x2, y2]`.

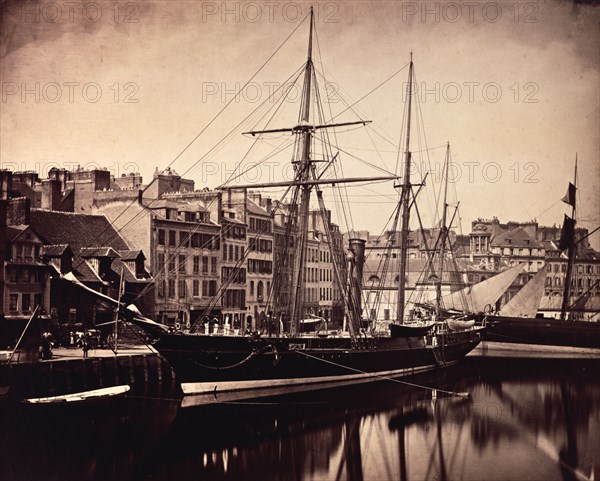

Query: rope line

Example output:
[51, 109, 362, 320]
[295, 350, 469, 397]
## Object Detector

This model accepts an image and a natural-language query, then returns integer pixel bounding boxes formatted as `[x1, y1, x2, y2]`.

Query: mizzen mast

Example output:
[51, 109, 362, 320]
[396, 53, 414, 323]
[436, 143, 451, 317]
[560, 156, 578, 320]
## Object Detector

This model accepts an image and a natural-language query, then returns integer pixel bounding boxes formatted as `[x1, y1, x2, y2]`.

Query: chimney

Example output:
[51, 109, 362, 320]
[0, 170, 13, 200]
[42, 179, 62, 211]
[7, 197, 30, 225]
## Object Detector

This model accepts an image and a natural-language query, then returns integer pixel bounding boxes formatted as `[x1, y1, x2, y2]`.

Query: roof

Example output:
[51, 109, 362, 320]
[491, 227, 543, 249]
[117, 249, 144, 261]
[28, 209, 130, 252]
[145, 199, 186, 210]
[5, 225, 27, 241]
[179, 201, 209, 213]
[42, 244, 71, 257]
[80, 247, 120, 258]
[247, 200, 269, 217]
[73, 259, 105, 284]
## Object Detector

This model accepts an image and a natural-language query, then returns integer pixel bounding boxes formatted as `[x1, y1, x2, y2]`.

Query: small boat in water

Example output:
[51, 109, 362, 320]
[22, 385, 130, 405]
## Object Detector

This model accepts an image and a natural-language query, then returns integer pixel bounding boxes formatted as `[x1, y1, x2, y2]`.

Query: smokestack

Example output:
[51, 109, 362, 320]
[348, 238, 366, 318]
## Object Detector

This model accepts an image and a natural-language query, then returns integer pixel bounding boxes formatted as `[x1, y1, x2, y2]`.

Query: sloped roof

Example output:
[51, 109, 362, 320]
[80, 247, 120, 258]
[117, 249, 144, 261]
[29, 209, 129, 252]
[5, 225, 27, 241]
[73, 259, 105, 284]
[247, 200, 269, 217]
[145, 199, 185, 210]
[179, 201, 209, 213]
[491, 227, 543, 249]
[42, 244, 71, 257]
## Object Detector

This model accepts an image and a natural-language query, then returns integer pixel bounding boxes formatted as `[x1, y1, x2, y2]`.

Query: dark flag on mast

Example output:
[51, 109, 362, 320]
[559, 214, 575, 251]
[561, 182, 576, 209]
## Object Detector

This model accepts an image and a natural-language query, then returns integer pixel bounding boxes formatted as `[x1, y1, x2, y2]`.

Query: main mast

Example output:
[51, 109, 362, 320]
[396, 54, 414, 323]
[560, 156, 577, 320]
[289, 7, 315, 334]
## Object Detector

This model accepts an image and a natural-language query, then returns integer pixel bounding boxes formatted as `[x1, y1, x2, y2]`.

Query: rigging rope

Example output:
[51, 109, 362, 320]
[295, 350, 469, 398]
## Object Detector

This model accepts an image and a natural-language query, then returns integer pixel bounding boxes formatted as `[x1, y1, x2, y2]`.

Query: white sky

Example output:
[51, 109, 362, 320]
[1, 0, 598, 248]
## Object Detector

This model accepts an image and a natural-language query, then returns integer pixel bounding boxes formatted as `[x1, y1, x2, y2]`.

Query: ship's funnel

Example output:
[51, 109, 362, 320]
[348, 238, 366, 318]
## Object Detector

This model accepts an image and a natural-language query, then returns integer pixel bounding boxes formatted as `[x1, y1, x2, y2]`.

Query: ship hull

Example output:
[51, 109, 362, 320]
[487, 316, 600, 349]
[150, 329, 484, 402]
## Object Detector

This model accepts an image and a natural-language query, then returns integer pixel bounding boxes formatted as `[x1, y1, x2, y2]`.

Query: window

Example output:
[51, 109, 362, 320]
[250, 281, 254, 296]
[208, 280, 217, 296]
[169, 257, 176, 273]
[158, 279, 165, 298]
[384, 309, 390, 320]
[158, 229, 165, 245]
[8, 270, 16, 283]
[178, 255, 186, 274]
[34, 293, 43, 309]
[9, 294, 18, 311]
[202, 280, 208, 297]
[193, 256, 200, 274]
[168, 230, 176, 247]
[193, 280, 200, 297]
[211, 257, 217, 274]
[22, 269, 30, 283]
[178, 280, 186, 298]
[223, 243, 227, 260]
[202, 256, 208, 273]
[180, 232, 189, 248]
[22, 294, 31, 312]
[257, 281, 264, 302]
[168, 279, 175, 298]
[157, 253, 165, 270]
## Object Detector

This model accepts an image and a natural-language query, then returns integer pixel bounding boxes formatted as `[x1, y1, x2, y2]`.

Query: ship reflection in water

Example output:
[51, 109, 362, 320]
[1, 357, 599, 481]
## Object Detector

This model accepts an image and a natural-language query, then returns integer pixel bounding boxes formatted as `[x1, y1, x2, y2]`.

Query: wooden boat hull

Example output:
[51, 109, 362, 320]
[150, 329, 484, 402]
[486, 316, 600, 349]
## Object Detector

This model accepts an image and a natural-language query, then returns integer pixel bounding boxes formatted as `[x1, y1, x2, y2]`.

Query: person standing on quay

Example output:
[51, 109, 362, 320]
[82, 335, 90, 358]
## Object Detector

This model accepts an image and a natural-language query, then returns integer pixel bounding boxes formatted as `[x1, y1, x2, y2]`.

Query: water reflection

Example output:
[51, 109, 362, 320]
[1, 358, 598, 481]
[148, 358, 599, 481]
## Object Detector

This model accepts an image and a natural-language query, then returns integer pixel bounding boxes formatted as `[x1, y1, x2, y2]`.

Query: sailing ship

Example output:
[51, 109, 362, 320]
[128, 8, 485, 403]
[486, 160, 600, 349]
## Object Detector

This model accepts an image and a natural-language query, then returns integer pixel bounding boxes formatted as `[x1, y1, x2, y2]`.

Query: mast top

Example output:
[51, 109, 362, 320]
[307, 6, 314, 62]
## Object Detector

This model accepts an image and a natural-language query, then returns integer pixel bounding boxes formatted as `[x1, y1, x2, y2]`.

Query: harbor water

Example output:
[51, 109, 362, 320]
[1, 355, 598, 481]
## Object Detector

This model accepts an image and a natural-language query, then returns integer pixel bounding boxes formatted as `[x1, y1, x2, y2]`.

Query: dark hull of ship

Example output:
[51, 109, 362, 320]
[150, 329, 484, 403]
[487, 316, 600, 348]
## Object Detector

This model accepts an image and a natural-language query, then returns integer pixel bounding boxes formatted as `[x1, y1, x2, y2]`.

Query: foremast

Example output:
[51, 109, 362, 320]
[396, 53, 414, 324]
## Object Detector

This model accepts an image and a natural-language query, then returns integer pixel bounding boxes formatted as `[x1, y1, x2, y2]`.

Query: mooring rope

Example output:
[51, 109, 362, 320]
[295, 350, 469, 397]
